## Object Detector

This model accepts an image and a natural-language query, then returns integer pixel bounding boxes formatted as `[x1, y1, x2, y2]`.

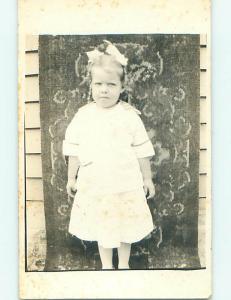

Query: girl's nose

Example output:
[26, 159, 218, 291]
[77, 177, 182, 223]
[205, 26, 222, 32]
[100, 84, 108, 93]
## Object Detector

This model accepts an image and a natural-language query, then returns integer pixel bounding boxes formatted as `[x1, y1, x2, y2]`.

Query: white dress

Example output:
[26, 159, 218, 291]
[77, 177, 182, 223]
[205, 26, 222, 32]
[63, 101, 155, 248]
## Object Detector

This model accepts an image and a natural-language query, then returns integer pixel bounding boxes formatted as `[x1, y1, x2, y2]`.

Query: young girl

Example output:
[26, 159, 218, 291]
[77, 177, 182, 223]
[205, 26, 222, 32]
[63, 41, 155, 270]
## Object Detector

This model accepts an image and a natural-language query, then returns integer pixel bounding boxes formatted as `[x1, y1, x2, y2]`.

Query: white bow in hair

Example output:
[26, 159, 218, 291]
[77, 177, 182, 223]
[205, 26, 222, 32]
[86, 40, 128, 66]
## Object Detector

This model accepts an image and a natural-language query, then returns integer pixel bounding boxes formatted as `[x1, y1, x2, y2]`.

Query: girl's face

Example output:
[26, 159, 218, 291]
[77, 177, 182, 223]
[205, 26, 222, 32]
[91, 66, 123, 109]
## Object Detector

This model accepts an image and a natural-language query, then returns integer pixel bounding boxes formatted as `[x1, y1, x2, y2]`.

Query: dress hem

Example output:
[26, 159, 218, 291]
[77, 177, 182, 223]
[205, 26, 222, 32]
[69, 225, 155, 248]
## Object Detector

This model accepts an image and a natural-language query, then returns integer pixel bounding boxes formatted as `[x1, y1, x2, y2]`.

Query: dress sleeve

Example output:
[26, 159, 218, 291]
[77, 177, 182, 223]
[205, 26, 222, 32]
[62, 111, 82, 156]
[131, 113, 155, 159]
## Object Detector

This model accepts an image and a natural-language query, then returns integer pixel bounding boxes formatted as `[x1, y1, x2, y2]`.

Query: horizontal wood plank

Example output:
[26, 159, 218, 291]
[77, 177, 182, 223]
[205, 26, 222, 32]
[200, 124, 208, 149]
[25, 103, 40, 128]
[26, 178, 44, 201]
[200, 34, 207, 46]
[25, 76, 39, 102]
[200, 98, 208, 123]
[26, 154, 42, 178]
[200, 47, 207, 70]
[198, 237, 206, 268]
[25, 52, 39, 75]
[199, 150, 207, 174]
[26, 200, 46, 271]
[200, 71, 208, 97]
[26, 201, 46, 232]
[199, 174, 206, 198]
[25, 129, 41, 153]
[198, 199, 206, 216]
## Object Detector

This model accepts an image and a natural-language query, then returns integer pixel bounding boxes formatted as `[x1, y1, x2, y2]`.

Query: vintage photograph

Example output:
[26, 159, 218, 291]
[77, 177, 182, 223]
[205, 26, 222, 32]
[25, 34, 205, 272]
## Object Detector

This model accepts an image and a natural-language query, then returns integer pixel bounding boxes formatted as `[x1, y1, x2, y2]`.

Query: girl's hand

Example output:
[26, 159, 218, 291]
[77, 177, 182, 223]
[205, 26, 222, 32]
[143, 179, 155, 199]
[66, 179, 77, 197]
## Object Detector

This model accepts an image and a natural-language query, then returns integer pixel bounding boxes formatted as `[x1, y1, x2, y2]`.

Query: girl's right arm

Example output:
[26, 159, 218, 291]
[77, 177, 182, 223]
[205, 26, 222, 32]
[66, 155, 81, 197]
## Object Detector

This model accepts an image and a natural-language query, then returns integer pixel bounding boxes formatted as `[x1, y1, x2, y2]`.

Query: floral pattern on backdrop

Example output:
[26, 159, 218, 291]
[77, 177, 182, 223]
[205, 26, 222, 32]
[38, 35, 200, 271]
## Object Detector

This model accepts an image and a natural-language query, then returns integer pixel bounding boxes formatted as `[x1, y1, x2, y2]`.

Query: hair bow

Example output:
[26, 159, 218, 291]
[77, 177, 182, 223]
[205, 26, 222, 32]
[86, 40, 128, 66]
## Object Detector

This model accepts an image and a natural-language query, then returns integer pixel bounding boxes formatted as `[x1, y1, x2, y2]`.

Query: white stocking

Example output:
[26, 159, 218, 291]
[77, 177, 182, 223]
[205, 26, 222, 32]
[98, 244, 113, 269]
[118, 243, 131, 269]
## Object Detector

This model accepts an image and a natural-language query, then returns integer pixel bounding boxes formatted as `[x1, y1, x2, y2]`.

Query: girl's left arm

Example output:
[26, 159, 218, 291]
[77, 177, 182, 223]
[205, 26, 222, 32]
[138, 157, 155, 199]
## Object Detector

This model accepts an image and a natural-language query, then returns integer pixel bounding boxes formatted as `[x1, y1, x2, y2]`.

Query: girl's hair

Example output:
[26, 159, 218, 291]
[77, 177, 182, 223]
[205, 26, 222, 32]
[88, 54, 126, 85]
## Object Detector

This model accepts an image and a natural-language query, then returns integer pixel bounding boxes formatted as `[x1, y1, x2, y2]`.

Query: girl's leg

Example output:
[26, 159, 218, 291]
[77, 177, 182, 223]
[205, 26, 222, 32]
[98, 244, 113, 269]
[118, 242, 131, 269]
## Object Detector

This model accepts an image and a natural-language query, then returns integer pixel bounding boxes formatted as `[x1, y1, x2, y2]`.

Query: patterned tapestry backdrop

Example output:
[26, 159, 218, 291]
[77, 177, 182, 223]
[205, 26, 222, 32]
[38, 34, 200, 271]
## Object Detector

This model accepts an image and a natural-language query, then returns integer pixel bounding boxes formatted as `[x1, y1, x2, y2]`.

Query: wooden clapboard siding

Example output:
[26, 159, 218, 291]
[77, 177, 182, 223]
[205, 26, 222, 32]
[200, 150, 207, 174]
[200, 34, 207, 46]
[198, 196, 207, 268]
[199, 34, 208, 267]
[25, 76, 39, 102]
[26, 201, 46, 234]
[25, 36, 46, 271]
[200, 71, 208, 97]
[200, 47, 207, 70]
[26, 200, 46, 271]
[25, 102, 40, 128]
[26, 154, 42, 178]
[26, 201, 46, 250]
[25, 35, 209, 269]
[25, 129, 41, 154]
[200, 98, 208, 123]
[26, 178, 44, 201]
[200, 124, 208, 149]
[199, 175, 206, 199]
[25, 52, 39, 75]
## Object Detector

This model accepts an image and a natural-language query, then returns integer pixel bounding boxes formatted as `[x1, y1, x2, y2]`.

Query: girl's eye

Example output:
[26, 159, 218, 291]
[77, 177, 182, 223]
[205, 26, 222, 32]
[108, 83, 116, 86]
[94, 82, 102, 86]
